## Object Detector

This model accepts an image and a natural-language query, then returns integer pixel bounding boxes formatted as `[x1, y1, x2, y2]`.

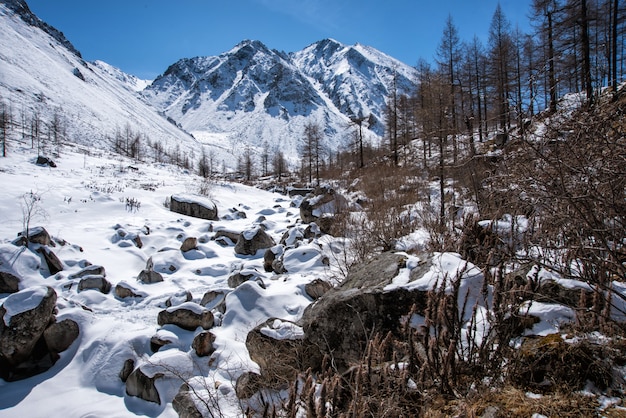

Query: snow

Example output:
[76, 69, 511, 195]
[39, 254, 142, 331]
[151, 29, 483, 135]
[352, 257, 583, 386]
[0, 145, 324, 416]
[260, 319, 305, 340]
[2, 285, 49, 325]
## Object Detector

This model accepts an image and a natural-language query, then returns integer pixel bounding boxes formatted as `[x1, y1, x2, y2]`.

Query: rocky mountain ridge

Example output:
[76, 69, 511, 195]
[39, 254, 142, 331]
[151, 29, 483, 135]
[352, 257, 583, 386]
[142, 38, 419, 163]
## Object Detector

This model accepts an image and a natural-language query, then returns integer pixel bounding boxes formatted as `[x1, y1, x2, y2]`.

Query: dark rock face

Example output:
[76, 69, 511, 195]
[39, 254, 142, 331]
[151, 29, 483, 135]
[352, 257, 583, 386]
[214, 229, 240, 246]
[119, 358, 135, 383]
[78, 276, 112, 294]
[192, 331, 216, 357]
[43, 318, 79, 353]
[234, 228, 275, 256]
[180, 237, 198, 252]
[340, 252, 408, 289]
[173, 384, 204, 418]
[298, 252, 429, 372]
[0, 271, 20, 293]
[0, 286, 57, 369]
[150, 335, 173, 353]
[69, 265, 105, 280]
[126, 367, 163, 404]
[21, 226, 52, 246]
[36, 247, 63, 275]
[0, 286, 77, 381]
[228, 271, 255, 288]
[300, 287, 428, 372]
[157, 304, 214, 331]
[138, 269, 163, 284]
[115, 282, 143, 298]
[170, 195, 218, 221]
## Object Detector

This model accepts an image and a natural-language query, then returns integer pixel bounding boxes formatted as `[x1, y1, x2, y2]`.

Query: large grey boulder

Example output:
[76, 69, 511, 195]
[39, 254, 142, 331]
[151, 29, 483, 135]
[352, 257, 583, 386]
[170, 194, 218, 221]
[0, 286, 57, 368]
[299, 252, 430, 372]
[234, 227, 275, 256]
[157, 302, 214, 331]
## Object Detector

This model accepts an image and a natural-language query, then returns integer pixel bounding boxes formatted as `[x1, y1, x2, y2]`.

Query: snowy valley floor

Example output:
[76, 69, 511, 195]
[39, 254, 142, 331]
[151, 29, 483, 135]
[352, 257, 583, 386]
[1, 145, 626, 417]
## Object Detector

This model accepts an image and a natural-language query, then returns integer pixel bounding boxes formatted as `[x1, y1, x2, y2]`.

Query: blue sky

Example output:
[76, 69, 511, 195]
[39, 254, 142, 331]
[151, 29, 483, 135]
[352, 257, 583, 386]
[27, 0, 532, 80]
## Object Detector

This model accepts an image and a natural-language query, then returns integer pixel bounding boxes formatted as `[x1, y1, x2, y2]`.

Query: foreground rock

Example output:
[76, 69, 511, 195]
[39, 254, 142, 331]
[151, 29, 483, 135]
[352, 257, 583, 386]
[170, 194, 218, 221]
[299, 252, 430, 372]
[0, 286, 79, 381]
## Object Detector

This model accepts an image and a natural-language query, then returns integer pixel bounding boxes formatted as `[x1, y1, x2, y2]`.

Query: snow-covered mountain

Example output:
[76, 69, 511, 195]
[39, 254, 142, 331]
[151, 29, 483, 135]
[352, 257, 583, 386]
[142, 39, 419, 165]
[0, 0, 199, 160]
[1, 0, 418, 170]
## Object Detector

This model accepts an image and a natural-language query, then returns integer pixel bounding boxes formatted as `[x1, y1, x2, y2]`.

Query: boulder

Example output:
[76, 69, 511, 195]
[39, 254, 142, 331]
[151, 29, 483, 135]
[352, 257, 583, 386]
[200, 290, 226, 313]
[19, 226, 52, 246]
[214, 229, 240, 247]
[234, 227, 275, 256]
[78, 275, 112, 294]
[69, 265, 105, 280]
[304, 279, 332, 300]
[299, 186, 349, 234]
[138, 269, 163, 284]
[263, 248, 276, 272]
[299, 252, 430, 372]
[173, 383, 204, 418]
[0, 271, 20, 294]
[43, 318, 79, 353]
[37, 247, 63, 275]
[150, 335, 173, 353]
[245, 319, 307, 390]
[0, 286, 57, 378]
[35, 156, 56, 167]
[170, 194, 218, 221]
[192, 331, 216, 357]
[165, 290, 193, 307]
[115, 282, 144, 298]
[157, 302, 214, 331]
[180, 237, 198, 252]
[126, 367, 163, 404]
[228, 271, 255, 288]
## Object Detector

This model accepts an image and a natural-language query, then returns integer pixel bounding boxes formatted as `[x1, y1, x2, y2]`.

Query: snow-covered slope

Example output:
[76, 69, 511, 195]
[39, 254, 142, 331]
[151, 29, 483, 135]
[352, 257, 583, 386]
[143, 39, 419, 165]
[0, 0, 198, 158]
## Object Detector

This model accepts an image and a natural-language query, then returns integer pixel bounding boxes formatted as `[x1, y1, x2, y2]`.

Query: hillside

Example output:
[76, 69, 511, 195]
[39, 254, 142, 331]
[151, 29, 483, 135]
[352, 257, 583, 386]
[0, 0, 199, 162]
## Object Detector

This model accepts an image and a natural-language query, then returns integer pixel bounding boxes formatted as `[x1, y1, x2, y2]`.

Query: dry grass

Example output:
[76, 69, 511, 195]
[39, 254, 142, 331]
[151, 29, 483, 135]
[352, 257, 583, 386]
[423, 386, 622, 417]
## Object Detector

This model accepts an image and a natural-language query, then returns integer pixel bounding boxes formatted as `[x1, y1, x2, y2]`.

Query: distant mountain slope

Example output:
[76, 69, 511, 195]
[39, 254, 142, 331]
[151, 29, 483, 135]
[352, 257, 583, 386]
[0, 0, 419, 169]
[143, 39, 419, 164]
[0, 0, 198, 161]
